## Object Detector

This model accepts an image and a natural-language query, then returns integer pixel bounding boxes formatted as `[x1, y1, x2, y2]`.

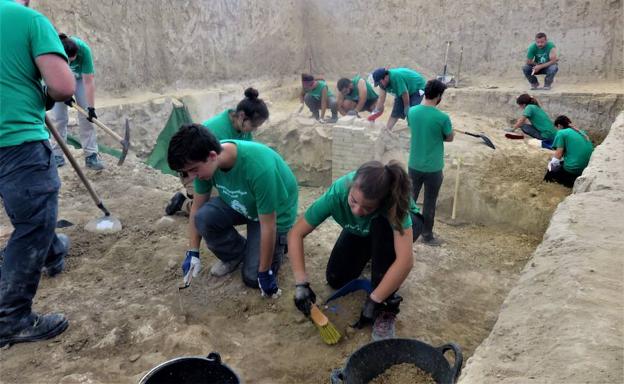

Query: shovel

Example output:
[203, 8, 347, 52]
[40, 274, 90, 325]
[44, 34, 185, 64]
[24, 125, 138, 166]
[456, 130, 496, 149]
[45, 115, 122, 234]
[67, 101, 131, 166]
[436, 41, 456, 87]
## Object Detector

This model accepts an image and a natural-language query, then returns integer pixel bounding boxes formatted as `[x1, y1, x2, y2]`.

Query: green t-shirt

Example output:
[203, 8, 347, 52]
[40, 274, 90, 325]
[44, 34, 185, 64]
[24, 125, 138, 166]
[407, 105, 453, 172]
[69, 36, 95, 79]
[0, 0, 68, 148]
[523, 104, 556, 140]
[345, 75, 378, 102]
[304, 172, 420, 237]
[527, 41, 555, 64]
[202, 109, 252, 141]
[386, 68, 426, 97]
[552, 128, 594, 175]
[194, 140, 298, 232]
[305, 80, 334, 100]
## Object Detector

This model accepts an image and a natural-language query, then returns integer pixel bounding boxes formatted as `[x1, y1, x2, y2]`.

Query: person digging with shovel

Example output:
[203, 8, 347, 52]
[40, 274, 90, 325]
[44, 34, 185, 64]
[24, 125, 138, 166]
[0, 0, 75, 347]
[168, 125, 298, 297]
[50, 33, 104, 170]
[370, 67, 426, 131]
[408, 79, 454, 246]
[165, 88, 269, 216]
[287, 160, 423, 341]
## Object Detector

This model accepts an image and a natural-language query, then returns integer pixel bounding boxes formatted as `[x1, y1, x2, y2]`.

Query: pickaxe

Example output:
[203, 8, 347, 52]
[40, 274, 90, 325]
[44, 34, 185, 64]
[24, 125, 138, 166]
[68, 101, 131, 165]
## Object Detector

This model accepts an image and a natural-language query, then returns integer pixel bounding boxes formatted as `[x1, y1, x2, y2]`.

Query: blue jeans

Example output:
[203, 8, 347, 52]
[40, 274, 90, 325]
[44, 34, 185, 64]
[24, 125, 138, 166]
[0, 141, 65, 336]
[522, 63, 558, 86]
[304, 93, 338, 119]
[391, 91, 423, 119]
[409, 168, 444, 239]
[194, 197, 286, 288]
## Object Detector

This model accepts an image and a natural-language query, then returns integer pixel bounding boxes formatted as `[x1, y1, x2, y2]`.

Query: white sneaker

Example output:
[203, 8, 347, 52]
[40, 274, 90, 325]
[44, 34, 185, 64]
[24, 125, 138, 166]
[210, 258, 242, 277]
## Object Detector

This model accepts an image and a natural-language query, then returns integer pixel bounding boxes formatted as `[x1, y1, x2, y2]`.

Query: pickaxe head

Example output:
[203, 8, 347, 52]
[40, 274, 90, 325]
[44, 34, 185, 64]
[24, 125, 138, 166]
[117, 118, 131, 166]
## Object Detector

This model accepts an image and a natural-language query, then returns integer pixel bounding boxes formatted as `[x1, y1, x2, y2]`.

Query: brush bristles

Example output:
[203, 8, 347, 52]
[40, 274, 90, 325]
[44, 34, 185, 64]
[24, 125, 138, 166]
[316, 321, 341, 345]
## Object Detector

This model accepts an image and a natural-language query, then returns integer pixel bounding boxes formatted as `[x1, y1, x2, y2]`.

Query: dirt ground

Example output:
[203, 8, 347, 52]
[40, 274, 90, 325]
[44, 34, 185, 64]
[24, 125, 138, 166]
[0, 148, 546, 383]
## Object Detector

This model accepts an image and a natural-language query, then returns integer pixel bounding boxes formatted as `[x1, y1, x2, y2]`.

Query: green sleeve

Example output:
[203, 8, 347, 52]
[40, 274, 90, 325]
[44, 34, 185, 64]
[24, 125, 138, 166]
[79, 43, 95, 74]
[527, 44, 536, 60]
[30, 14, 68, 61]
[193, 178, 213, 196]
[304, 192, 333, 228]
[442, 115, 452, 136]
[253, 169, 281, 216]
[399, 212, 413, 230]
[522, 105, 534, 119]
[552, 130, 565, 150]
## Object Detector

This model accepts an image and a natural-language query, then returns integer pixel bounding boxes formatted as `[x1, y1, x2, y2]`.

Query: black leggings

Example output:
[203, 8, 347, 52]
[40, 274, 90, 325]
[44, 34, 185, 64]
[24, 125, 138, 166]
[325, 213, 423, 290]
[544, 167, 578, 188]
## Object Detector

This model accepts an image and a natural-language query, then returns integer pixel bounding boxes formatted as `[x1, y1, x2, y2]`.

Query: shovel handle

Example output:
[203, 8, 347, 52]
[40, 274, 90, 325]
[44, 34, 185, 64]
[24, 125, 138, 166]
[452, 158, 461, 220]
[71, 102, 124, 143]
[45, 115, 103, 208]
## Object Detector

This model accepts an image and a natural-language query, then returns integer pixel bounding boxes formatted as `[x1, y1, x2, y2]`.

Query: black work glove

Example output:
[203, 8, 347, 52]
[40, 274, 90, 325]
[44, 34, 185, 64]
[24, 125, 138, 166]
[352, 296, 379, 329]
[43, 86, 55, 111]
[64, 97, 76, 107]
[294, 282, 316, 317]
[87, 107, 97, 122]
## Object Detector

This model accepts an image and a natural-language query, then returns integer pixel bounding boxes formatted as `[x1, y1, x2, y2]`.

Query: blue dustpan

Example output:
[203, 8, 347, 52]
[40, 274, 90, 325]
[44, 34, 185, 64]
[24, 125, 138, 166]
[325, 278, 372, 304]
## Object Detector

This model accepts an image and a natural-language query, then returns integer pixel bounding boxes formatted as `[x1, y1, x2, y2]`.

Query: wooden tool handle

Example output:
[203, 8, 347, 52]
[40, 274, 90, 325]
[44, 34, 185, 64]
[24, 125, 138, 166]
[72, 103, 124, 142]
[310, 304, 328, 327]
[45, 115, 102, 206]
[451, 158, 461, 220]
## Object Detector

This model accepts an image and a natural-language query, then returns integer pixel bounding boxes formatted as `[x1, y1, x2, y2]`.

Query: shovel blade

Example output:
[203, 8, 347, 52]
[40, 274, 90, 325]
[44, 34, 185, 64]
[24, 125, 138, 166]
[85, 215, 122, 234]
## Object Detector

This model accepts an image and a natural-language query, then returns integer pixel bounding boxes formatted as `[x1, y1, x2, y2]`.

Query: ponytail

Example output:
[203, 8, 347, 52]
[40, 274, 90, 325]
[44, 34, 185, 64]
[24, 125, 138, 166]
[58, 33, 78, 58]
[353, 160, 411, 234]
[236, 87, 269, 122]
[516, 93, 540, 107]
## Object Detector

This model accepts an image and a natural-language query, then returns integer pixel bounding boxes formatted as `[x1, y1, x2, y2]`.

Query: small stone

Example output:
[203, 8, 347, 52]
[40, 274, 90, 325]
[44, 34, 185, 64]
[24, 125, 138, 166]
[129, 353, 141, 363]
[156, 216, 176, 230]
[531, 262, 536, 267]
[167, 259, 176, 270]
[589, 269, 595, 273]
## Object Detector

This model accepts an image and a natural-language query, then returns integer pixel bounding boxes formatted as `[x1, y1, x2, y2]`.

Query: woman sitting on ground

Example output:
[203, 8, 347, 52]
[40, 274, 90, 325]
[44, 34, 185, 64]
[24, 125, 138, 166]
[287, 160, 423, 341]
[508, 93, 557, 147]
[544, 115, 594, 188]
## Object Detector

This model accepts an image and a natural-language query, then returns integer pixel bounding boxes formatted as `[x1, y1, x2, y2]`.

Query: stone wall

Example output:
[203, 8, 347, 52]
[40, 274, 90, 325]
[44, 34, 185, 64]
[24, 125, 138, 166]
[305, 0, 623, 81]
[458, 111, 624, 383]
[32, 0, 305, 95]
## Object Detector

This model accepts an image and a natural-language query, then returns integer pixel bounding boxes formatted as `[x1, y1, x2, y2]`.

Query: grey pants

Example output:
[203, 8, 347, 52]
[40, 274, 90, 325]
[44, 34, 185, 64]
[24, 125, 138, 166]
[50, 78, 98, 156]
[194, 197, 286, 288]
[304, 93, 337, 119]
[409, 169, 444, 240]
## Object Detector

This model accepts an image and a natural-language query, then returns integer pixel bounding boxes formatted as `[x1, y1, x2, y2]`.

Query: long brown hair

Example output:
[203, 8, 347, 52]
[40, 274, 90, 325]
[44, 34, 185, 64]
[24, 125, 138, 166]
[516, 93, 540, 107]
[353, 160, 411, 234]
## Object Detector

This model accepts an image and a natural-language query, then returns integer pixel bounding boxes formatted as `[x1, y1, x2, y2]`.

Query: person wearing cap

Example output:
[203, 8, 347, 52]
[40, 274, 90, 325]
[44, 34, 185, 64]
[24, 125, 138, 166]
[336, 75, 379, 116]
[300, 73, 338, 123]
[371, 67, 426, 131]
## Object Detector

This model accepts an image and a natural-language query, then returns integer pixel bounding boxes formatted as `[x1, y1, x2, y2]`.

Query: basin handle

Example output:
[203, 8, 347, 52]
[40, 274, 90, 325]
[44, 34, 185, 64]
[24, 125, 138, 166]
[206, 352, 222, 365]
[330, 368, 344, 384]
[437, 343, 463, 383]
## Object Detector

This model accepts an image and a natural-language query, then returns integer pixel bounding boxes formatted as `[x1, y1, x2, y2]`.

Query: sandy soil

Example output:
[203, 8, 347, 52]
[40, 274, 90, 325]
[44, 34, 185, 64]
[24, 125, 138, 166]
[0, 97, 565, 383]
[369, 363, 435, 384]
[0, 138, 545, 383]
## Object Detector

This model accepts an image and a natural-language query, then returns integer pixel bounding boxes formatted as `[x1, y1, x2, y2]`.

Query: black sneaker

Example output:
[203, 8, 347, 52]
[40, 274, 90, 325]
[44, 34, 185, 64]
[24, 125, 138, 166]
[421, 236, 443, 247]
[165, 192, 187, 215]
[42, 234, 70, 278]
[0, 313, 68, 348]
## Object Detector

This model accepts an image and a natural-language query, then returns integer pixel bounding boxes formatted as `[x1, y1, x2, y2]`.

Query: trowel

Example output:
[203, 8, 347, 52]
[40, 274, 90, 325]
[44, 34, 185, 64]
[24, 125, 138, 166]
[45, 115, 122, 234]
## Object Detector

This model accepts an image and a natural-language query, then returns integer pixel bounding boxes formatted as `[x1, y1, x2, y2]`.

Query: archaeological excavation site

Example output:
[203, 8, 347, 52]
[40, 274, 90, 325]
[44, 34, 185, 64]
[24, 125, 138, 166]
[0, 0, 622, 383]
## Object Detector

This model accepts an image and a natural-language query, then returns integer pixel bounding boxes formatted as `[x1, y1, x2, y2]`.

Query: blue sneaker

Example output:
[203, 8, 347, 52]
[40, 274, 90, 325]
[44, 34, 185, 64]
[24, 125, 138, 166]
[0, 313, 68, 348]
[42, 234, 70, 277]
[85, 153, 104, 170]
